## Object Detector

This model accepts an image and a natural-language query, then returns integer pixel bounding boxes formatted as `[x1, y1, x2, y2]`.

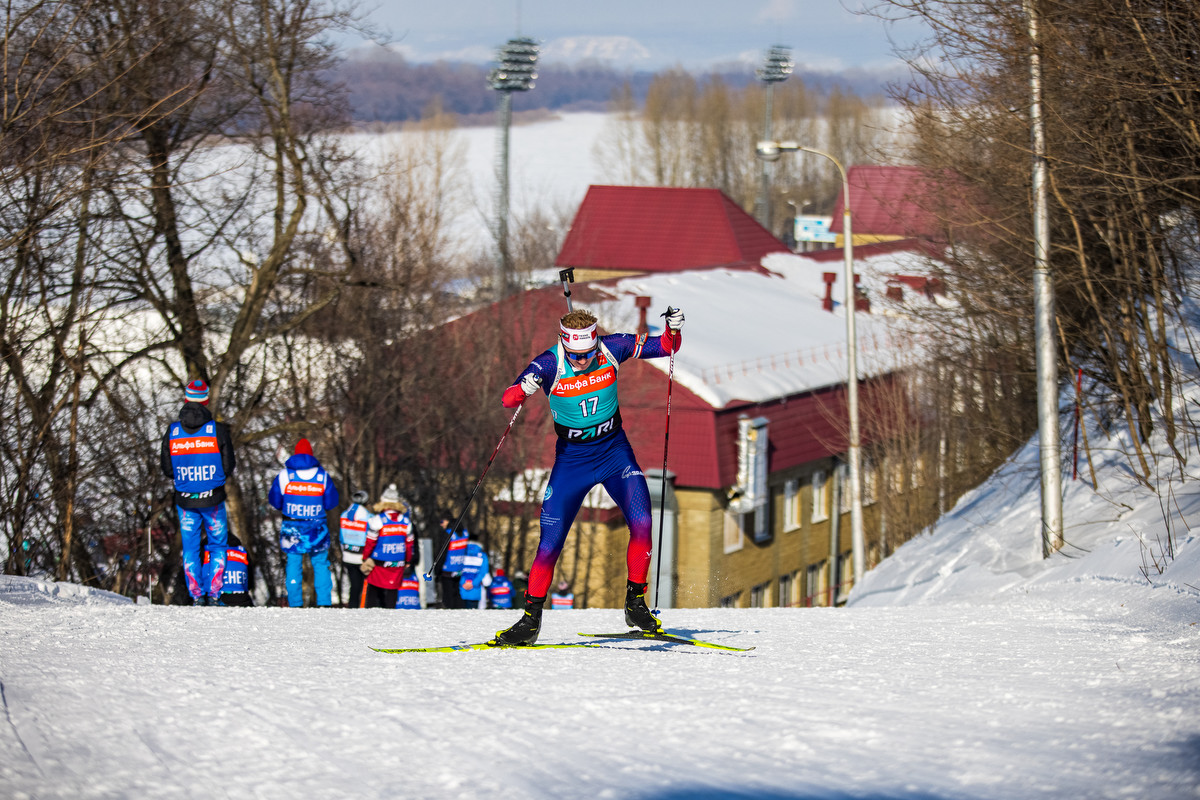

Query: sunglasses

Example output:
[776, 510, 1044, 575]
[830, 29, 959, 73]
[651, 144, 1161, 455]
[565, 347, 598, 362]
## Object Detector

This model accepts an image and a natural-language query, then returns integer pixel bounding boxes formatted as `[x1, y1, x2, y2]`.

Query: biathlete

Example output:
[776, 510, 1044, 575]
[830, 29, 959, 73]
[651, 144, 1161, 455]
[494, 306, 684, 645]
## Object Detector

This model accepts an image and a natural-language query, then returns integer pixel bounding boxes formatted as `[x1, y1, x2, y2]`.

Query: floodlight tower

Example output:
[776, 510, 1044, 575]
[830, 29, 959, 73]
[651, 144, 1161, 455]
[755, 45, 793, 231]
[487, 36, 539, 298]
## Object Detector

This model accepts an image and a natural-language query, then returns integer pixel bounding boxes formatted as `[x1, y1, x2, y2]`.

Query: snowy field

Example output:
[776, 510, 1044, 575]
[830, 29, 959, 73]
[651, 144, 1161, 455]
[2, 571, 1198, 799]
[4, 354, 1200, 799]
[4, 410, 1200, 800]
[3, 114, 1200, 797]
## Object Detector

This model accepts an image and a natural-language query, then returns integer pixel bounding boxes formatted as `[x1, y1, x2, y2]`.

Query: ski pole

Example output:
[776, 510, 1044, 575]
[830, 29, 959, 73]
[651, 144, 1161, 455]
[558, 267, 575, 312]
[424, 394, 531, 581]
[651, 307, 680, 612]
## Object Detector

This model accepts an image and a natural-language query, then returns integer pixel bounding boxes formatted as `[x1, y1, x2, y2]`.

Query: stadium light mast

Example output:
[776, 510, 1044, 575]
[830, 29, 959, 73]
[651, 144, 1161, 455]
[755, 139, 865, 588]
[487, 36, 539, 299]
[754, 46, 793, 232]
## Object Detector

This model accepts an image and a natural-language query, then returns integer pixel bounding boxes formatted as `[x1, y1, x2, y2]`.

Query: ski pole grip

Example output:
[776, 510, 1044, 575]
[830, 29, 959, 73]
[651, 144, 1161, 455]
[559, 268, 575, 311]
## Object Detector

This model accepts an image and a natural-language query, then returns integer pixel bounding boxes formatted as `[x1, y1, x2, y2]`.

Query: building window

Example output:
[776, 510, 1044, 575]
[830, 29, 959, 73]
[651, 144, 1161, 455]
[838, 462, 851, 514]
[833, 550, 853, 604]
[723, 510, 744, 553]
[778, 571, 799, 607]
[750, 582, 769, 608]
[783, 478, 801, 531]
[719, 592, 740, 608]
[804, 561, 826, 607]
[811, 470, 828, 522]
[863, 457, 877, 506]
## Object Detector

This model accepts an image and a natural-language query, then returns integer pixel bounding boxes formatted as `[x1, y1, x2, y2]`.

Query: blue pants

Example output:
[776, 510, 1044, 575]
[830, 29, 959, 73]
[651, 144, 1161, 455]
[530, 430, 653, 597]
[178, 504, 228, 600]
[286, 549, 332, 607]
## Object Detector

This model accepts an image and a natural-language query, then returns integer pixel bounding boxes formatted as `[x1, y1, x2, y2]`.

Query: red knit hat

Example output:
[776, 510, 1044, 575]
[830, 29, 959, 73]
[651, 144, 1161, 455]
[184, 378, 209, 405]
[294, 438, 313, 456]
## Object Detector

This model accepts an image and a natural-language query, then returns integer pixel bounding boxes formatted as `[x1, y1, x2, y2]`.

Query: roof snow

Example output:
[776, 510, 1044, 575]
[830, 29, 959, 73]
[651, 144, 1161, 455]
[567, 248, 941, 409]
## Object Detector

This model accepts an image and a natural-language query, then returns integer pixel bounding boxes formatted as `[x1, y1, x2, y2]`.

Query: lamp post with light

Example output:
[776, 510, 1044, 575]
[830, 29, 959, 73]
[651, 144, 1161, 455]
[756, 140, 865, 585]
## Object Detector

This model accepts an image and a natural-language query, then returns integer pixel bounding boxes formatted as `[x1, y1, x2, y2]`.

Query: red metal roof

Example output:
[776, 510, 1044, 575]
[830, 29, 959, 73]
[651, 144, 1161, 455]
[556, 185, 789, 274]
[426, 282, 894, 492]
[829, 166, 947, 239]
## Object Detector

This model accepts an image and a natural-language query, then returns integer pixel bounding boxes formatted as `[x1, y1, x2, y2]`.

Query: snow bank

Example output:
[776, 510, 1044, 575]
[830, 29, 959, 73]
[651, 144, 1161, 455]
[0, 575, 132, 607]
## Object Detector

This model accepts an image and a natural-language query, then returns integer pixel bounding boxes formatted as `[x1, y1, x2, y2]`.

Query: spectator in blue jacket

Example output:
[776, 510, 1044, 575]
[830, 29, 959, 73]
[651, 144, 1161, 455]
[159, 378, 236, 605]
[201, 532, 254, 607]
[268, 438, 340, 607]
[395, 569, 422, 609]
[338, 490, 372, 607]
[433, 517, 468, 609]
[458, 534, 491, 609]
[551, 580, 575, 609]
[488, 568, 514, 609]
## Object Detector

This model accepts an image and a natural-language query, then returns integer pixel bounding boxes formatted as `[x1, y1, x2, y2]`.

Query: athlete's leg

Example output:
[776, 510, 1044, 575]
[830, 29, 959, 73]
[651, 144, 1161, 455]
[177, 506, 204, 600]
[311, 549, 333, 607]
[285, 552, 304, 607]
[201, 503, 228, 599]
[601, 457, 654, 584]
[527, 452, 595, 598]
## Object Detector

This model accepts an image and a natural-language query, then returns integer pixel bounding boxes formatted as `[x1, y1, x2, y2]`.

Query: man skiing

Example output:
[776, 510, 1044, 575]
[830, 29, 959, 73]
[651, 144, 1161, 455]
[493, 306, 684, 645]
[160, 378, 236, 605]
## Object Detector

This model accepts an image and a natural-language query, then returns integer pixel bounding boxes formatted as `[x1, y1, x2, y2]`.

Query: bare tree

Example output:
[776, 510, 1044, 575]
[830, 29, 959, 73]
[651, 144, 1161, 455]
[595, 71, 905, 233]
[870, 0, 1200, 485]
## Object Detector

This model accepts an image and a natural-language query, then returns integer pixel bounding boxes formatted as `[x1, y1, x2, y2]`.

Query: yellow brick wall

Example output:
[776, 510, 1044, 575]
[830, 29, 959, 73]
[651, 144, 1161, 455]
[496, 464, 889, 610]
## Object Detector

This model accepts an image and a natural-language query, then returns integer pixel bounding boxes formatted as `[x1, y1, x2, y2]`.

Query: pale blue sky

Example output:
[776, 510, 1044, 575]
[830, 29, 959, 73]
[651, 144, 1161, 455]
[351, 0, 925, 73]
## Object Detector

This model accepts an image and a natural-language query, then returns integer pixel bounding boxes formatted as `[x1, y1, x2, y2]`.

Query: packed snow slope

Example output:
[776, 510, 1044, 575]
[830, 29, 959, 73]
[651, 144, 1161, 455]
[3, 316, 1200, 799]
[4, 430, 1200, 800]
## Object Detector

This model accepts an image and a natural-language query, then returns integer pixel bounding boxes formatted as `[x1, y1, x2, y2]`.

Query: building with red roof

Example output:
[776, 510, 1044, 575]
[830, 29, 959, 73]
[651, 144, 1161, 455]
[423, 182, 949, 614]
[829, 165, 965, 249]
[555, 185, 790, 280]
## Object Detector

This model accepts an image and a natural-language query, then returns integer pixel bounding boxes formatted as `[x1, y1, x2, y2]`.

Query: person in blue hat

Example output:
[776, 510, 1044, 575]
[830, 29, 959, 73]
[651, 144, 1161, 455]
[160, 378, 236, 605]
[268, 438, 340, 607]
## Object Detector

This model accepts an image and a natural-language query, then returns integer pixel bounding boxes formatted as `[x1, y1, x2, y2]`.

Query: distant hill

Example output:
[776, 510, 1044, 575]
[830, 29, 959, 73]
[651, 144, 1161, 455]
[334, 48, 903, 125]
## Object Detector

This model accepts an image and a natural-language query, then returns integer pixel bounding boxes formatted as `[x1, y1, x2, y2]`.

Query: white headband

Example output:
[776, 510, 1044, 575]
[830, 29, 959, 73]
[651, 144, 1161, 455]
[560, 321, 598, 351]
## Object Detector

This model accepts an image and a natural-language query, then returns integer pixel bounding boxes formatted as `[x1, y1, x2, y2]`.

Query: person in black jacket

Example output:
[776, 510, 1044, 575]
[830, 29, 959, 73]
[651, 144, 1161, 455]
[160, 379, 237, 605]
[432, 516, 466, 609]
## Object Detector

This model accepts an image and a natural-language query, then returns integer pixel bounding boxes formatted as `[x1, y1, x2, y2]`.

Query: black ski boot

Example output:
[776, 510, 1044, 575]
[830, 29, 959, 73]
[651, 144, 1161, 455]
[493, 593, 544, 646]
[624, 580, 663, 633]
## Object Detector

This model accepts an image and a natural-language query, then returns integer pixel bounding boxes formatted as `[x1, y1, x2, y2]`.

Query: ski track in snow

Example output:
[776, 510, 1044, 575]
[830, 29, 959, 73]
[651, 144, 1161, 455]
[1, 591, 1198, 800]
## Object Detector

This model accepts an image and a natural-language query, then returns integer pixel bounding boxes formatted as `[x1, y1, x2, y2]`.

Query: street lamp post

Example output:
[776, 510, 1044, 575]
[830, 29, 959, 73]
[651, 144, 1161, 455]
[755, 140, 865, 585]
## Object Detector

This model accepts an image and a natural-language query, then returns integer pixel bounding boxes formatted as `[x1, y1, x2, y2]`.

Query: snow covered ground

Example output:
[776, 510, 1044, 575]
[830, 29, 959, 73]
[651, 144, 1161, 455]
[3, 411, 1199, 800]
[3, 115, 1200, 800]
